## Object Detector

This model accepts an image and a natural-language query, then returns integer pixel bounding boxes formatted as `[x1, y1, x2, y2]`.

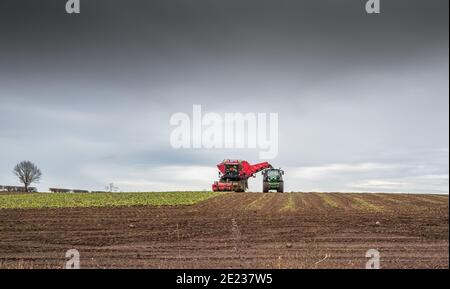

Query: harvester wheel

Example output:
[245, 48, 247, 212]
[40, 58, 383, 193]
[263, 182, 269, 193]
[277, 182, 284, 193]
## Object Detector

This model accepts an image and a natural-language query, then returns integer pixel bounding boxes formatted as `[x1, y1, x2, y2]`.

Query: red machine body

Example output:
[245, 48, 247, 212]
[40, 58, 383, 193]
[212, 159, 272, 192]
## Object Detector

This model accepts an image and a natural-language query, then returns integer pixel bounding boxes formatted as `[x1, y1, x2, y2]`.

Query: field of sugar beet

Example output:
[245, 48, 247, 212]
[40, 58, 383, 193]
[0, 192, 448, 269]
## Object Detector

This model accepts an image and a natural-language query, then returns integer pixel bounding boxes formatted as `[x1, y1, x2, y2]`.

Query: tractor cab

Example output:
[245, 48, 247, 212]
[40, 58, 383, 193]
[262, 168, 284, 193]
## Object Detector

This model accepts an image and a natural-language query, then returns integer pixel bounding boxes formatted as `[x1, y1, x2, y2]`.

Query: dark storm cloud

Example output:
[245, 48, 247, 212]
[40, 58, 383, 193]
[0, 0, 447, 112]
[1, 0, 447, 87]
[0, 0, 448, 192]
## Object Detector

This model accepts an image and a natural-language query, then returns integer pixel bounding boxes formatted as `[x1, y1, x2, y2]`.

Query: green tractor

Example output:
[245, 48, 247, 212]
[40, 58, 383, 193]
[262, 168, 284, 193]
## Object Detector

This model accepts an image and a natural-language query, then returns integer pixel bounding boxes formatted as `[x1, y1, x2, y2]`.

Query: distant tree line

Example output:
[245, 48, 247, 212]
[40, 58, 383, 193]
[0, 185, 37, 193]
[2, 160, 115, 193]
[49, 188, 107, 193]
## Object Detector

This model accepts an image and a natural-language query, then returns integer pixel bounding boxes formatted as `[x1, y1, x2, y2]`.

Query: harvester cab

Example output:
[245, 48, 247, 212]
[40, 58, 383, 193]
[221, 163, 240, 181]
[262, 168, 284, 193]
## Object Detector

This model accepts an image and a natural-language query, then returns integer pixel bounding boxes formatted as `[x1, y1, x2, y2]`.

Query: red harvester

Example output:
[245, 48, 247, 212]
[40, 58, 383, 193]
[212, 159, 272, 192]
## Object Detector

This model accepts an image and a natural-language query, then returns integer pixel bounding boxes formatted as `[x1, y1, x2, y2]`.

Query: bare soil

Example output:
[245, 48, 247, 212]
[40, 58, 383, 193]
[0, 193, 448, 269]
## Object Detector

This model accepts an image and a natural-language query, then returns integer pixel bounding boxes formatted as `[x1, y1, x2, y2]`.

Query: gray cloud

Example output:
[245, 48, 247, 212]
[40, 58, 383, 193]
[0, 0, 448, 193]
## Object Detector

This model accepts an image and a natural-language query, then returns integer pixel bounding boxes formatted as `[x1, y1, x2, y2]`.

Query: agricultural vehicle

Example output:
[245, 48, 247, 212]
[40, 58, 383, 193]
[212, 159, 272, 192]
[262, 168, 284, 193]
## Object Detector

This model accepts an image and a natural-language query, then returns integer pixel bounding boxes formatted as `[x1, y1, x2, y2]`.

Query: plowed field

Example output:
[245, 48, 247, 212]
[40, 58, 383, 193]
[0, 193, 448, 268]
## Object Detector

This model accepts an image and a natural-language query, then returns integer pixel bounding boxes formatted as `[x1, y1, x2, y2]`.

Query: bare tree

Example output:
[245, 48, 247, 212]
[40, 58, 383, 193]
[13, 161, 42, 192]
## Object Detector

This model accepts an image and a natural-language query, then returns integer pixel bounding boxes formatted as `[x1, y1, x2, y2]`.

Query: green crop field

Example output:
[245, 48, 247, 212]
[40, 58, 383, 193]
[0, 192, 221, 209]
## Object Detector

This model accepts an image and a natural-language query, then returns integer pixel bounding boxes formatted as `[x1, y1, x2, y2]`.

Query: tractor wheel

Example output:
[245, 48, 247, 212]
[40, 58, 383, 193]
[263, 182, 269, 193]
[277, 182, 284, 193]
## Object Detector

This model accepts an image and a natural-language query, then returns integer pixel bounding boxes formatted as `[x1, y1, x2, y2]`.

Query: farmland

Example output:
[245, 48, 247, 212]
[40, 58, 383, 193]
[0, 192, 220, 209]
[0, 192, 448, 269]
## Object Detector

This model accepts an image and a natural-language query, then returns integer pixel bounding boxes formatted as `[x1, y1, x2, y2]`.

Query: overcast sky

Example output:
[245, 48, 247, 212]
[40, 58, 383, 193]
[0, 0, 448, 193]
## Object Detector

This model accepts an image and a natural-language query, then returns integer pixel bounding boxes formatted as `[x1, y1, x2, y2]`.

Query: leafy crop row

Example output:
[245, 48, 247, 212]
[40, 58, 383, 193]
[0, 192, 221, 209]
